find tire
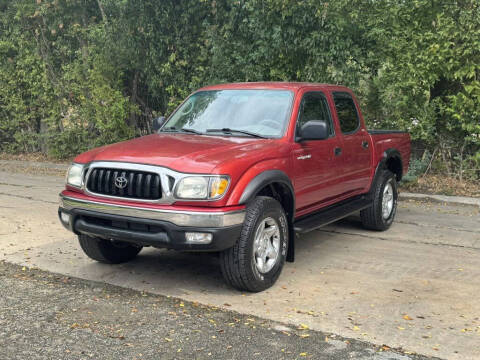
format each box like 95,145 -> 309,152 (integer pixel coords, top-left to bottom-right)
78,234 -> 142,264
220,196 -> 289,292
360,170 -> 398,231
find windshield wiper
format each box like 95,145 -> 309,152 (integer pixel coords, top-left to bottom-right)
180,127 -> 203,135
161,126 -> 203,135
206,128 -> 268,139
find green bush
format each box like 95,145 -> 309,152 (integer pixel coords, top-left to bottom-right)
0,0 -> 478,179
402,151 -> 432,183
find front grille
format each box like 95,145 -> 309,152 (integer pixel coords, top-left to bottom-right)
86,168 -> 162,200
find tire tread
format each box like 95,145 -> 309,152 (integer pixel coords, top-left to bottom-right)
360,170 -> 397,231
220,196 -> 287,292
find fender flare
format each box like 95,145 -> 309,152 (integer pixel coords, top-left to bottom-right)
383,148 -> 402,167
238,169 -> 296,263
369,148 -> 403,195
239,170 -> 295,208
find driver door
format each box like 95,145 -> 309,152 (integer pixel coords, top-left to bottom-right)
292,91 -> 344,215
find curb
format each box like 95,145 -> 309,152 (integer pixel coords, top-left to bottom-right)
399,192 -> 480,209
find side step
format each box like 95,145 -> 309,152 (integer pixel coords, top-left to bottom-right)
294,196 -> 372,234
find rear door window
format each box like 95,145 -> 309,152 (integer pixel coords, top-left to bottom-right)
333,92 -> 360,134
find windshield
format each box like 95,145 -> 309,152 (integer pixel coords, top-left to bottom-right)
162,90 -> 294,138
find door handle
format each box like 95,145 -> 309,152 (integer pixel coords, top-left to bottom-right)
362,141 -> 369,149
334,147 -> 342,156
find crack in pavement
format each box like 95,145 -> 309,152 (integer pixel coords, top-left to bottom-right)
316,228 -> 480,251
0,182 -> 33,188
396,219 -> 480,234
0,192 -> 57,204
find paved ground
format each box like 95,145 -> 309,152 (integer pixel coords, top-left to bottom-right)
1,261 -> 433,360
0,169 -> 479,359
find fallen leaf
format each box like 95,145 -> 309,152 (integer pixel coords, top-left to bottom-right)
403,315 -> 413,321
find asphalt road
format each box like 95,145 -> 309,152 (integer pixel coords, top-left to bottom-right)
0,261 -> 433,360
0,165 -> 479,359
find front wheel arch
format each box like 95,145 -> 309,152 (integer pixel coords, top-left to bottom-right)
238,170 -> 295,262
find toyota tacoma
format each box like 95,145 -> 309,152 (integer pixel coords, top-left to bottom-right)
58,82 -> 410,292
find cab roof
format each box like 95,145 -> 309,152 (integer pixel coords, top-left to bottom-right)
198,82 -> 352,93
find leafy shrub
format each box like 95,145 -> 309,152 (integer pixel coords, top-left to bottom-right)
402,151 -> 432,183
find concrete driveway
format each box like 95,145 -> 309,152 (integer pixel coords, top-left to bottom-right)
1,168 -> 479,360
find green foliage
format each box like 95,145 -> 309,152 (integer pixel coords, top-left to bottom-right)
402,151 -> 432,183
363,0 -> 480,180
0,0 -> 478,178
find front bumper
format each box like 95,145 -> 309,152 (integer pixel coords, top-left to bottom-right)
58,194 -> 245,251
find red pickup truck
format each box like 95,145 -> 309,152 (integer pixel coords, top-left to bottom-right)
58,82 -> 410,292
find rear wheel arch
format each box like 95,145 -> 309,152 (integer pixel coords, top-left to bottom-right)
368,149 -> 403,196
382,148 -> 403,181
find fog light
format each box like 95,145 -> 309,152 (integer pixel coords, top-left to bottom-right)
60,211 -> 70,225
185,232 -> 213,244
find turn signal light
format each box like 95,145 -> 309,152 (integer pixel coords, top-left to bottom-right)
210,177 -> 229,199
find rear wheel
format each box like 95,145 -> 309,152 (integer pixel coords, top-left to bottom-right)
78,234 -> 142,264
220,197 -> 288,292
360,170 -> 398,231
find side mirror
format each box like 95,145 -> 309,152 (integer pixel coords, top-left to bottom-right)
297,120 -> 328,141
152,116 -> 166,132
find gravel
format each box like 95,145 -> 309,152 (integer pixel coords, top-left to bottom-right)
0,261 -> 436,360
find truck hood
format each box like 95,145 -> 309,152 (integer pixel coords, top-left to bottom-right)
75,133 -> 282,173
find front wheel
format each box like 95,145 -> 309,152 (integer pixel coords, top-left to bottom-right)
220,197 -> 288,292
78,234 -> 143,264
360,170 -> 398,231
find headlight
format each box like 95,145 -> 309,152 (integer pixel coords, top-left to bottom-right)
66,163 -> 85,188
175,176 -> 229,200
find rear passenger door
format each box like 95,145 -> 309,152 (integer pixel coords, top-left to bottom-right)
292,91 -> 344,213
332,92 -> 372,195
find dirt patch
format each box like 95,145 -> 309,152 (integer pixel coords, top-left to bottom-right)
0,160 -> 67,177
400,175 -> 480,198
0,152 -> 71,164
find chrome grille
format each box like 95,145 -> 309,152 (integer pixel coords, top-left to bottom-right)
86,168 -> 161,200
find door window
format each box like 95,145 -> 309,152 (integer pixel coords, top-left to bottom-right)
297,92 -> 334,138
333,92 -> 360,134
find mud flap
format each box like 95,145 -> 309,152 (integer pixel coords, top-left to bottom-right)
286,222 -> 295,262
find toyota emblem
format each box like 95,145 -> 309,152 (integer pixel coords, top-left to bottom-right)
115,176 -> 128,189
